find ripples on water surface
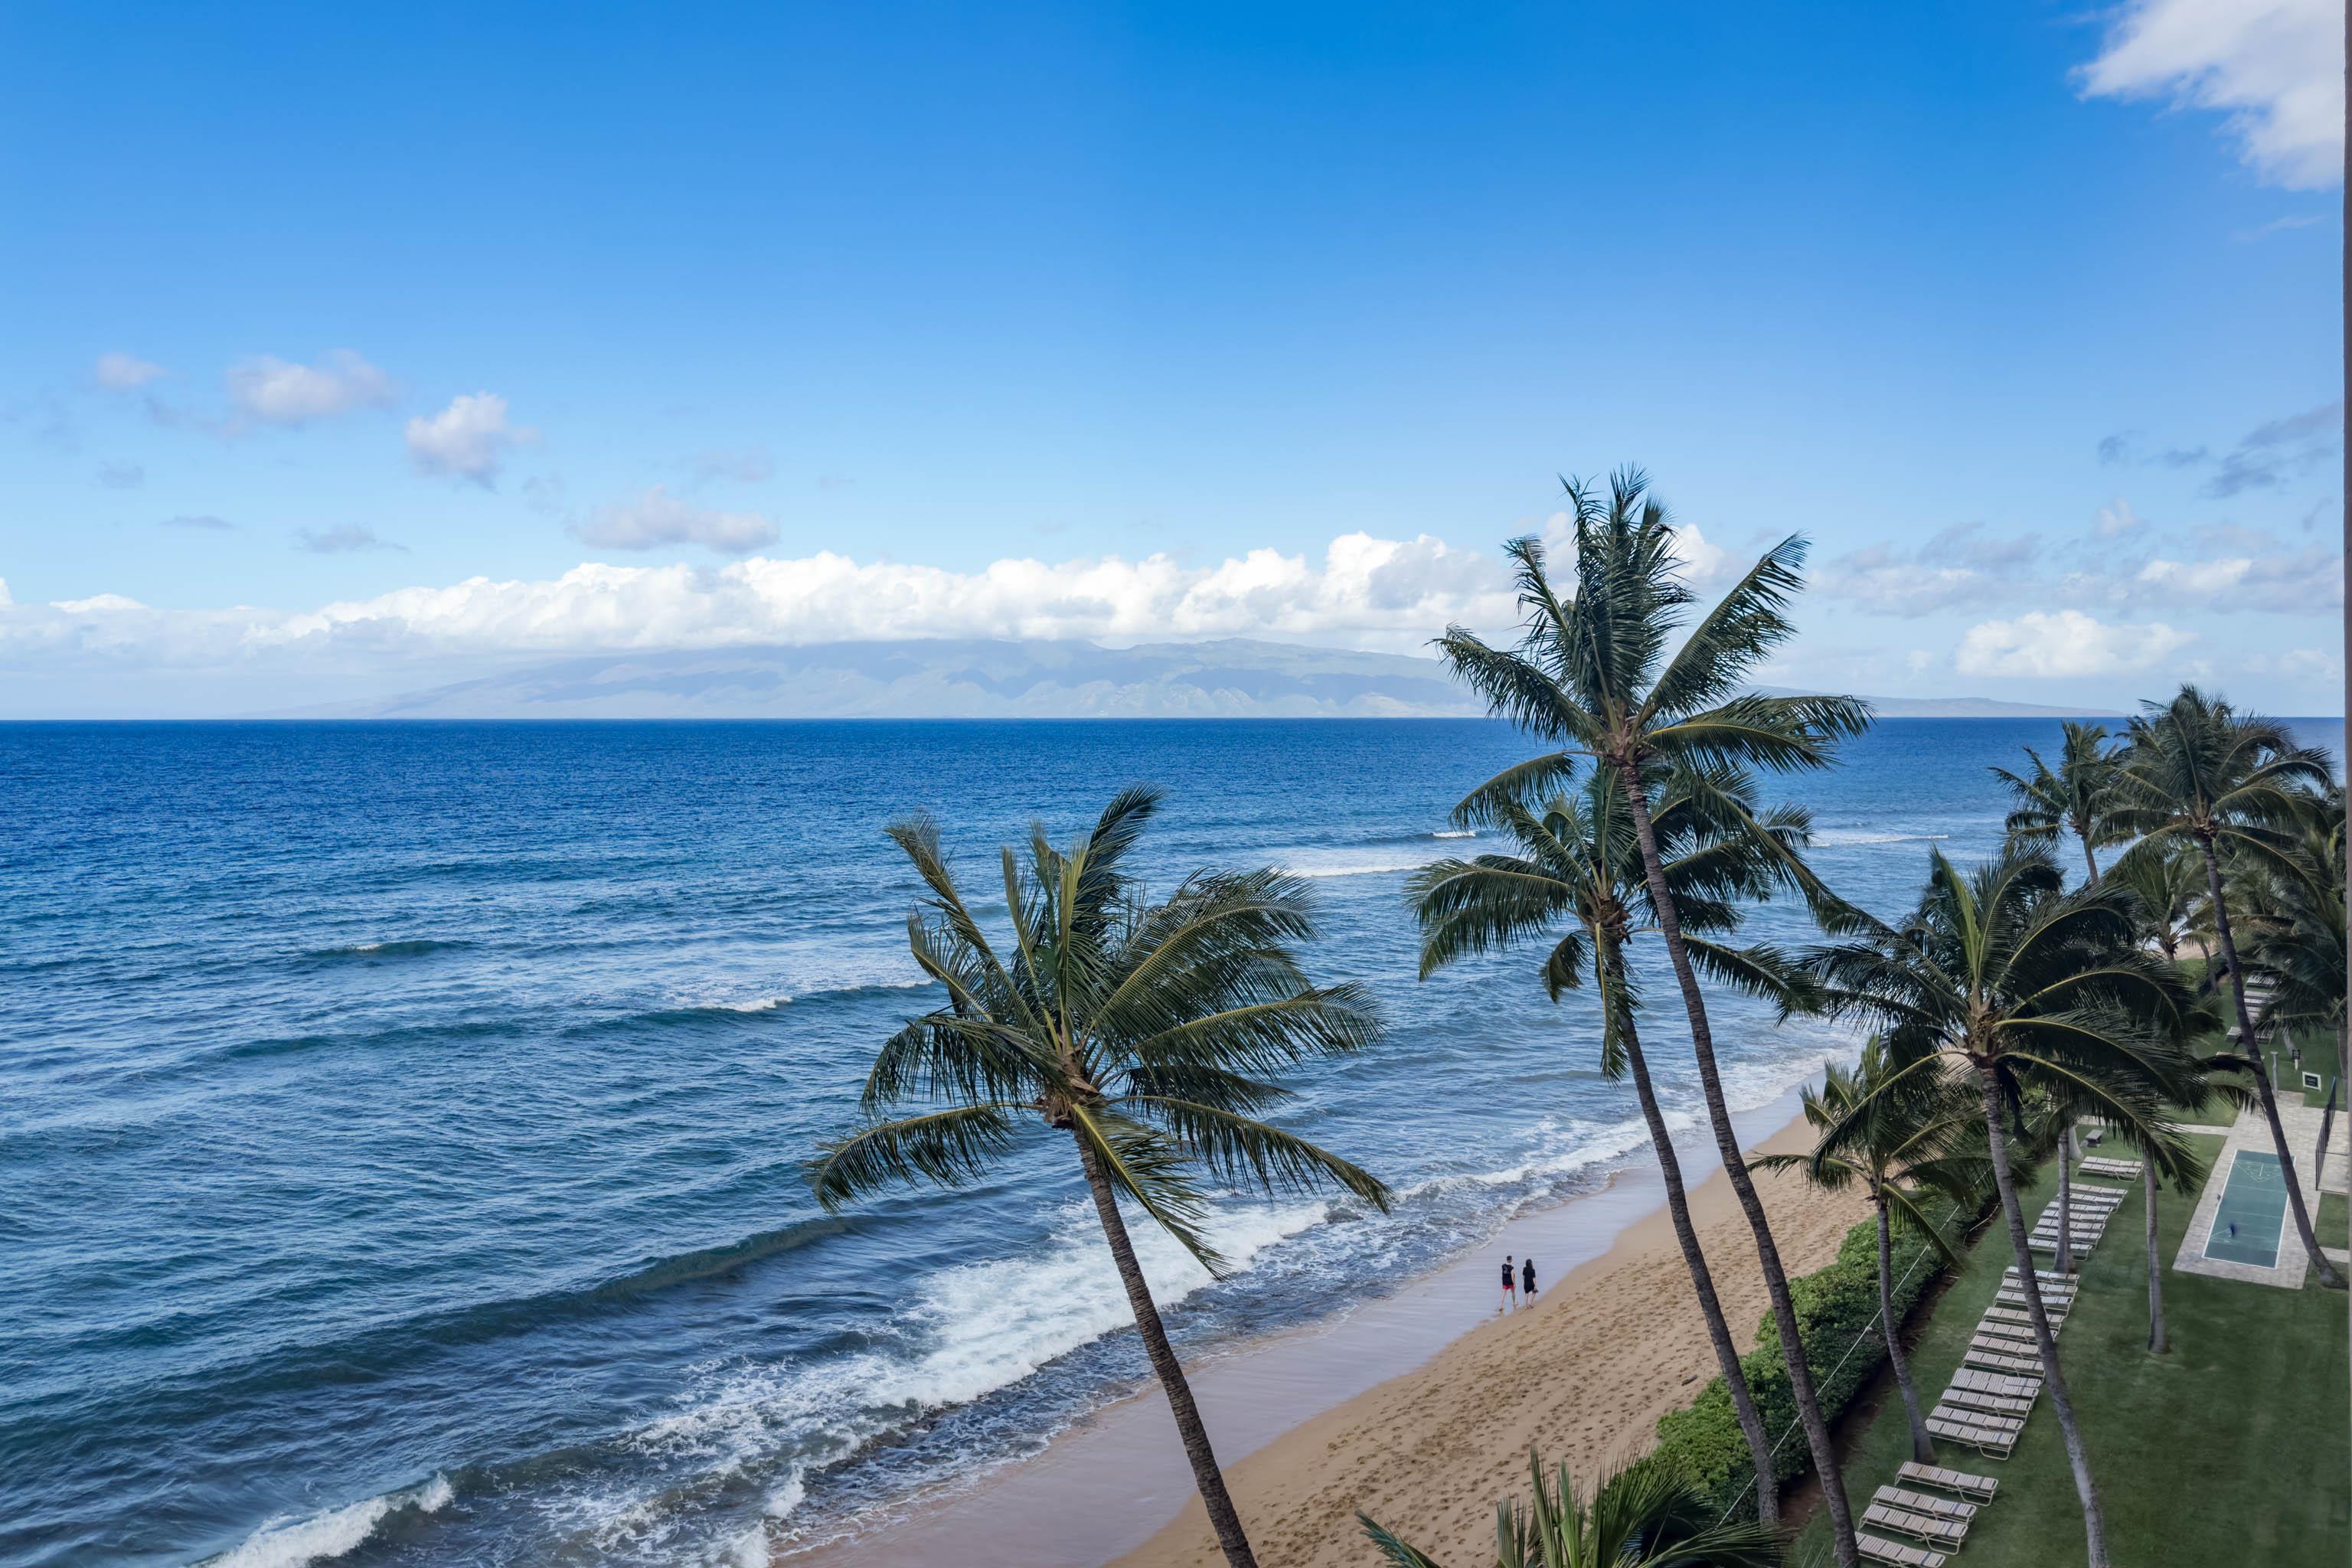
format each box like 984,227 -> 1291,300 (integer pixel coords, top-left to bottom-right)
6,717 -> 2332,1566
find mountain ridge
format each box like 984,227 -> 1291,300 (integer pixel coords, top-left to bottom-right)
273,639 -> 2129,720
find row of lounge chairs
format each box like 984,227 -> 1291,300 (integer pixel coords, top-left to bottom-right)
2078,1155 -> 2141,1179
1861,1169 -> 2122,1566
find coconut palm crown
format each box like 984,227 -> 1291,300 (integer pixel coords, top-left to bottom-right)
2105,684 -> 2341,1289
1800,845 -> 2197,1568
1434,466 -> 1872,1566
1409,758 -> 1818,1524
1751,1038 -> 1988,1464
810,786 -> 1390,1568
1991,719 -> 2125,883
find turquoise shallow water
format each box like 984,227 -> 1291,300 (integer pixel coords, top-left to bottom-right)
2,716 -> 2335,1568
2204,1150 -> 2289,1267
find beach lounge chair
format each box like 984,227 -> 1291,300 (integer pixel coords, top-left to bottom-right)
1862,1503 -> 1967,1548
1969,1333 -> 2048,1361
1962,1345 -> 2042,1374
1925,1415 -> 2015,1459
2001,1280 -> 2079,1300
2004,1266 -> 2076,1285
1981,1305 -> 2050,1329
1932,1402 -> 2024,1434
1875,1485 -> 1979,1524
1995,1284 -> 2075,1308
1896,1461 -> 1999,1502
1949,1368 -> 2039,1399
1974,1318 -> 2037,1344
1941,1385 -> 2034,1417
1994,1289 -> 2069,1315
1857,1531 -> 1949,1568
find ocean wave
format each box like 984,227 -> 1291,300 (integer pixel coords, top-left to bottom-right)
200,1473 -> 452,1568
1276,848 -> 1440,880
547,1198 -> 1330,1559
1810,830 -> 1950,847
296,939 -> 471,962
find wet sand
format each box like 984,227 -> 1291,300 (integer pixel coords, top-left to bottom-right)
785,1083 -> 1867,1567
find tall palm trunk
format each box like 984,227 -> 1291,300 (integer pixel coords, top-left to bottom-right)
1617,765 -> 1859,1567
1873,1193 -> 1933,1462
2199,837 -> 2341,1286
1603,934 -> 1782,1525
2055,1129 -> 2076,1276
2142,1159 -> 2167,1354
1074,1132 -> 1260,1568
1976,1066 -> 2109,1567
2079,831 -> 2101,887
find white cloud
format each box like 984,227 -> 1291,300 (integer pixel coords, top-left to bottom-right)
225,351 -> 394,427
1955,609 -> 2195,679
405,392 -> 535,485
2078,0 -> 2345,188
0,532 -> 1525,671
573,485 -> 782,555
94,352 -> 166,389
2094,497 -> 2146,538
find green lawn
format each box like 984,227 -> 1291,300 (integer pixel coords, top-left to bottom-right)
1798,1141 -> 2350,1566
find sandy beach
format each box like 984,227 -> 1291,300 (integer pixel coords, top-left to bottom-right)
1111,1112 -> 1870,1568
787,1085 -> 1870,1568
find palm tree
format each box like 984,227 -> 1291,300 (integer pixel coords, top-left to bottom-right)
1360,1451 -> 1784,1568
1751,1040 -> 1984,1463
1436,469 -> 1872,1567
2107,685 -> 2341,1288
1802,847 -> 2195,1568
809,788 -> 1391,1568
2236,782 -> 2347,1058
1991,720 -> 2124,884
2108,838 -> 2206,966
1410,760 -> 1818,1527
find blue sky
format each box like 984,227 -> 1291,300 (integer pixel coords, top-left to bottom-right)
2,0 -> 2342,715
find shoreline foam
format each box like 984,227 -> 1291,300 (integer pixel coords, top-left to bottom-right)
782,1079 -> 1864,1567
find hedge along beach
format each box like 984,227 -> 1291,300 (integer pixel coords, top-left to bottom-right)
792,1089 -> 1867,1566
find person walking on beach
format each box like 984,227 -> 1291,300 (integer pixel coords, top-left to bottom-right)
1521,1256 -> 1537,1302
1500,1254 -> 1517,1313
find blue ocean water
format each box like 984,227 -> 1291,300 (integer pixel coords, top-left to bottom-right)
2,717 -> 2335,1568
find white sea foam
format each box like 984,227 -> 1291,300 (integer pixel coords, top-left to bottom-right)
1276,848 -> 1439,880
201,1474 -> 452,1568
568,1197 -> 1328,1557
1430,829 -> 1476,839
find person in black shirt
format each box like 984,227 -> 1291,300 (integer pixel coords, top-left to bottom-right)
1521,1256 -> 1537,1302
1501,1254 -> 1517,1312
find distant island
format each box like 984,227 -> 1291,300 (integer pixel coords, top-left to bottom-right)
279,639 -> 2128,720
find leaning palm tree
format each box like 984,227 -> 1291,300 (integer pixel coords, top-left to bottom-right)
2106,685 -> 2341,1287
1751,1039 -> 1984,1463
1802,847 -> 2196,1568
1411,760 -> 1818,1526
1991,720 -> 2124,884
810,787 -> 1391,1568
1360,1451 -> 1784,1568
1436,469 -> 1871,1567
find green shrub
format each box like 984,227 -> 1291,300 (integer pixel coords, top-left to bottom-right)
1640,1210 -> 1955,1521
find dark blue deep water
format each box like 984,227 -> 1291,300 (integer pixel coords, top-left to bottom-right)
4,717 -> 2336,1567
